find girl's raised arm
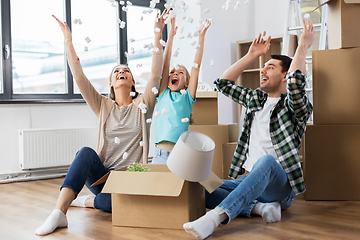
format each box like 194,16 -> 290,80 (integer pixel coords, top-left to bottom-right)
187,19 -> 211,100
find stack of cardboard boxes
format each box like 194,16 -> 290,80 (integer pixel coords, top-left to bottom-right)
190,91 -> 240,180
304,0 -> 360,200
96,91 -> 240,229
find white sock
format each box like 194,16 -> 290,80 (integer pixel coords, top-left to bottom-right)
252,202 -> 281,223
35,209 -> 68,236
183,209 -> 221,239
70,195 -> 94,207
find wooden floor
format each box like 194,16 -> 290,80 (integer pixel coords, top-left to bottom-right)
1,177 -> 360,240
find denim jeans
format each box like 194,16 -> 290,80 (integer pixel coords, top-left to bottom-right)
151,146 -> 172,164
61,146 -> 111,212
206,154 -> 295,223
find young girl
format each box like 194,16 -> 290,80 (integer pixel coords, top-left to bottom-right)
35,11 -> 167,236
152,17 -> 211,164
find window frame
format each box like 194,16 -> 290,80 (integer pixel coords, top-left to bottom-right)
0,0 -> 166,103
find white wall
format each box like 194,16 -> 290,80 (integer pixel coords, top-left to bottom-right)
0,0 -> 287,175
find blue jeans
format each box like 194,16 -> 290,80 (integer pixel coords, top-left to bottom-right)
206,154 -> 295,223
151,146 -> 172,164
61,147 -> 112,212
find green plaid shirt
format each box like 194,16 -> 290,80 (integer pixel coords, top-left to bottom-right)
214,70 -> 313,195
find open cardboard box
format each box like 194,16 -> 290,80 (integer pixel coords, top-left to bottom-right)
91,164 -> 223,229
325,0 -> 360,49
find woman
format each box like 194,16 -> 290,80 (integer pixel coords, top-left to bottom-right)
35,10 -> 168,236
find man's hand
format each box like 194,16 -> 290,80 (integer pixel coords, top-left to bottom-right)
298,19 -> 315,49
248,31 -> 271,58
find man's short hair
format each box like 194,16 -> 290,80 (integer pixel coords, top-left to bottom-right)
270,54 -> 292,73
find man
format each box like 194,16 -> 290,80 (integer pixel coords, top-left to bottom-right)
183,19 -> 315,240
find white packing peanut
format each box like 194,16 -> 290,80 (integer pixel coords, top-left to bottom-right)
138,102 -> 147,109
181,118 -> 189,123
84,46 -> 88,51
146,118 -> 152,123
115,137 -> 120,144
162,108 -> 168,115
151,87 -> 159,95
174,64 -> 179,70
154,27 -> 161,32
130,91 -> 136,96
180,89 -> 186,95
122,6 -> 128,12
126,1 -> 132,6
85,37 -> 91,43
154,111 -> 160,117
159,39 -> 166,46
153,47 -> 159,52
192,62 -> 199,68
119,21 -> 126,29
139,141 -> 145,147
142,108 -> 147,114
129,38 -> 135,42
122,152 -> 129,159
120,1 -> 125,5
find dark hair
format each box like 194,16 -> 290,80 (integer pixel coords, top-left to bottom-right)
270,55 -> 292,73
109,65 -> 139,100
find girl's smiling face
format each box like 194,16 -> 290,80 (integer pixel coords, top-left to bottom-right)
168,66 -> 189,92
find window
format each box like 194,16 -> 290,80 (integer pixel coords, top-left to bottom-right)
0,0 -> 166,102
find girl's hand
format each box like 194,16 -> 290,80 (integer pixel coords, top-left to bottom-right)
52,15 -> 72,44
169,15 -> 178,37
199,19 -> 211,38
248,31 -> 271,57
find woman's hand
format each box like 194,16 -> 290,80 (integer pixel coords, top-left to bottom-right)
52,15 -> 72,44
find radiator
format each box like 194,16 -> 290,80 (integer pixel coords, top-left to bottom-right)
19,128 -> 98,170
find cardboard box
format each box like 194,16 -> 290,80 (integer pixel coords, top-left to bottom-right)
227,123 -> 240,142
189,124 -> 229,179
312,48 -> 360,125
93,164 -> 223,229
326,0 -> 360,49
304,125 -> 360,200
192,91 -> 218,125
222,142 -> 237,179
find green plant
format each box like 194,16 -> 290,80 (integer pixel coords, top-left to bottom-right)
127,162 -> 150,172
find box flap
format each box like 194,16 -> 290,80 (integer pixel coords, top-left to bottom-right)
344,0 -> 360,3
200,171 -> 224,193
90,172 -> 111,187
102,171 -> 185,197
324,0 -> 360,4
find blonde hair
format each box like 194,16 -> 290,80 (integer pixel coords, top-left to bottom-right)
109,64 -> 139,100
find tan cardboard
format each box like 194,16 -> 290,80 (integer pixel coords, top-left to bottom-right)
326,0 -> 360,49
222,142 -> 237,179
189,124 -> 229,178
304,125 -> 360,200
192,91 -> 218,125
99,164 -> 224,229
227,123 -> 240,142
312,48 -> 360,125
